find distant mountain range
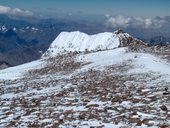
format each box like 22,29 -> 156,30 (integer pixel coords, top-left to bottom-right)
0,14 -> 169,67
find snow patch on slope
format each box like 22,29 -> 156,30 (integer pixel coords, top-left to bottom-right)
78,48 -> 129,69
133,53 -> 170,75
78,48 -> 170,80
42,31 -> 120,58
0,60 -> 44,80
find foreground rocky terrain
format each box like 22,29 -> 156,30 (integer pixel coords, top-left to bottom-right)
0,31 -> 170,128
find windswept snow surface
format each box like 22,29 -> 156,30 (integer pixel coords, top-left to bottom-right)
78,48 -> 170,78
0,60 -> 44,80
78,48 -> 127,69
133,53 -> 170,75
42,31 -> 120,57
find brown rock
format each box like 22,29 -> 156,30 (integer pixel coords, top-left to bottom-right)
160,105 -> 168,111
111,97 -> 119,102
79,113 -> 86,120
86,104 -> 99,108
5,111 -> 13,115
96,125 -> 105,128
136,120 -> 143,126
159,124 -> 169,128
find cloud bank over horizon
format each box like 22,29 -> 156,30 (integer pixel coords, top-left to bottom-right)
0,5 -> 33,17
105,15 -> 167,29
0,4 -> 169,31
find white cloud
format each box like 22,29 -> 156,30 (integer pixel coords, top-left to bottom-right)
105,14 -> 110,18
0,5 -> 33,17
105,15 -> 166,29
0,5 -> 11,14
106,15 -> 131,28
10,8 -> 33,16
145,18 -> 152,26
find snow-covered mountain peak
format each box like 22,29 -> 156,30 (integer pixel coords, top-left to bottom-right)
42,30 -> 146,58
42,31 -> 122,58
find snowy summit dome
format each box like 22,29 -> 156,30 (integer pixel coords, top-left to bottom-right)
42,30 -> 132,58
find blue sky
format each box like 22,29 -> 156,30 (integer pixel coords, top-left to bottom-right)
0,0 -> 170,18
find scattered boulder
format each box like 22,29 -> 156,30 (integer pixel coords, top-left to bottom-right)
160,105 -> 168,111
86,104 -> 99,108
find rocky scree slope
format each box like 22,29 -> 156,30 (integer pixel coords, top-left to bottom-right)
0,30 -> 170,127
